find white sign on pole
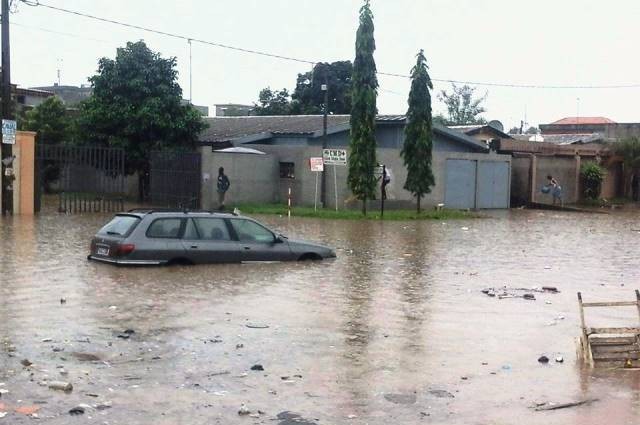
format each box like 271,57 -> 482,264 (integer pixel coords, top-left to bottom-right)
2,119 -> 16,145
322,149 -> 347,165
309,157 -> 324,172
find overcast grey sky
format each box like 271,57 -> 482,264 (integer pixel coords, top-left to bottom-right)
8,0 -> 640,128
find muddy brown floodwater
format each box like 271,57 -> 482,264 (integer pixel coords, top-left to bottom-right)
2,210 -> 640,424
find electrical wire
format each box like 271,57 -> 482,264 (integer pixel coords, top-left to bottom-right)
17,0 -> 640,90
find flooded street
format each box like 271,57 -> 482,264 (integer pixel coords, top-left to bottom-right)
2,210 -> 640,424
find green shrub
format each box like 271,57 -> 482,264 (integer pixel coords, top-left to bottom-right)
580,162 -> 606,200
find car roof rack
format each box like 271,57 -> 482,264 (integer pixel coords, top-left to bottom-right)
126,208 -> 238,216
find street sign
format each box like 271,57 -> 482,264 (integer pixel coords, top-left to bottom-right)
2,119 -> 16,145
309,157 -> 324,172
322,149 -> 347,165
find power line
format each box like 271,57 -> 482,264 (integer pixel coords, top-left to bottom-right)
17,0 -> 640,90
18,0 -> 316,65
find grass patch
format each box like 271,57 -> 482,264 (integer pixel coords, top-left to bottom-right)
233,203 -> 478,220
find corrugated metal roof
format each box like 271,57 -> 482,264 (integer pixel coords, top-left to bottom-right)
199,114 -> 488,152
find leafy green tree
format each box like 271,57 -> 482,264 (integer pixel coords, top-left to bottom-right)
77,41 -> 207,200
21,96 -> 70,144
401,50 -> 435,213
615,137 -> 640,169
438,83 -> 487,125
508,126 -> 520,134
20,96 -> 74,192
290,61 -> 353,114
253,87 -> 292,115
525,126 -> 539,134
580,162 -> 606,200
348,0 -> 378,215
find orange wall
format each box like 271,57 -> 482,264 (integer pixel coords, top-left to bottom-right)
16,131 -> 36,215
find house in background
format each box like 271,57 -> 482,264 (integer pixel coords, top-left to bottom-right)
448,121 -> 513,148
540,116 -> 616,135
30,83 -> 210,115
198,115 -> 511,210
214,103 -> 254,117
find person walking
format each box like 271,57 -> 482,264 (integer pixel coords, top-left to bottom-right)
216,167 -> 230,210
546,175 -> 563,206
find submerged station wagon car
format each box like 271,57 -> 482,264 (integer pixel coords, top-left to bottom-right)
88,210 -> 336,265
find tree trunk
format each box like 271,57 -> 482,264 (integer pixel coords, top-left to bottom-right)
417,195 -> 421,214
362,197 -> 367,215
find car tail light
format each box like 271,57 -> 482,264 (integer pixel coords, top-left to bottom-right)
116,243 -> 135,256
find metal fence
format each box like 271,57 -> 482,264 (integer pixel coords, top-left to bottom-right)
149,150 -> 201,209
35,144 -> 126,213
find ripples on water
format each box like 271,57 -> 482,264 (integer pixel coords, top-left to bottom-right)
1,210 -> 640,424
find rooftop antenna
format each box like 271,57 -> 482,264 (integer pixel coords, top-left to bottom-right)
187,39 -> 192,104
576,97 -> 580,125
56,58 -> 63,85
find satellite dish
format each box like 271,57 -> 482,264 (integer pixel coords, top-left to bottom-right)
487,120 -> 504,132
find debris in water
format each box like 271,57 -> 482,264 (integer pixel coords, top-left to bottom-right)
523,293 -> 536,300
384,393 -> 417,404
538,356 -> 550,364
48,381 -> 73,392
428,389 -> 454,398
246,323 -> 269,329
533,398 -> 598,411
250,364 -> 264,371
555,356 -> 564,363
238,404 -> 250,415
20,359 -> 33,367
15,405 -> 40,415
68,406 -> 86,415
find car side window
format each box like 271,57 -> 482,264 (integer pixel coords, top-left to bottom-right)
194,218 -> 231,241
146,218 -> 182,239
231,219 -> 275,243
183,219 -> 200,240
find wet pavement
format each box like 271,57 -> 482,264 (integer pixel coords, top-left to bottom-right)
1,209 -> 640,424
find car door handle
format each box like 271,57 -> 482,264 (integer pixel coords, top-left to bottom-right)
243,246 -> 250,250
190,245 -> 199,249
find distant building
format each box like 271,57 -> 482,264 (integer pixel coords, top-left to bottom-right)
14,86 -> 54,109
215,103 -> 254,117
448,122 -> 512,148
30,83 -> 92,106
539,117 -> 616,135
30,83 -> 209,115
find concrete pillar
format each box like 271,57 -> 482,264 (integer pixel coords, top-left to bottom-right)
574,154 -> 581,203
13,131 -> 36,215
529,154 -> 537,203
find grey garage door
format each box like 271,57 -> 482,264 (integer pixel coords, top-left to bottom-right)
445,159 -> 477,209
477,161 -> 510,209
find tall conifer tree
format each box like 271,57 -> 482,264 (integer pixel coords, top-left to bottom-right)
401,50 -> 435,213
348,0 -> 378,215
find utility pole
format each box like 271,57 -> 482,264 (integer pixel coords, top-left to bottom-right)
1,0 -> 13,215
320,71 -> 328,208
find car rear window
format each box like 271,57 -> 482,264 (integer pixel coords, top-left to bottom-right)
146,218 -> 183,239
98,215 -> 140,237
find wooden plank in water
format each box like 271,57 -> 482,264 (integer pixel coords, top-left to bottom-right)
582,301 -> 639,307
594,359 -> 640,369
588,327 -> 640,335
592,344 -> 640,354
590,336 -> 638,345
593,351 -> 640,361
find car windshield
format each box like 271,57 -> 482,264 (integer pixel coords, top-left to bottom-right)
98,215 -> 140,237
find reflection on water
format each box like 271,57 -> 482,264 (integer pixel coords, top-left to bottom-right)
1,210 -> 640,424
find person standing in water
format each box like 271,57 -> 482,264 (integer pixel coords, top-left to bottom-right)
216,167 -> 230,210
547,175 -> 563,206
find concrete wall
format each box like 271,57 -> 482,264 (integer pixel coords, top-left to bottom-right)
201,148 -> 279,209
510,153 -> 623,205
534,155 -> 579,204
511,155 -> 532,206
227,142 -> 510,210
